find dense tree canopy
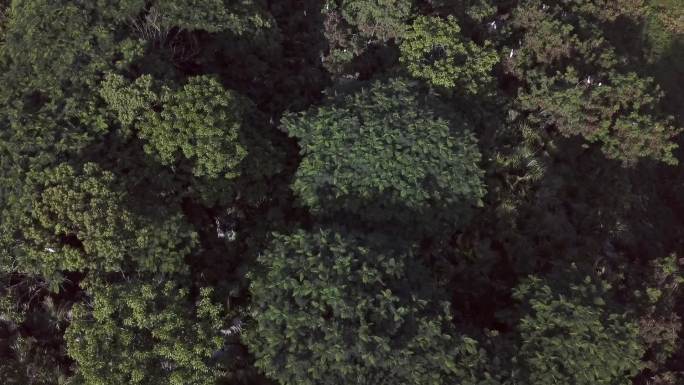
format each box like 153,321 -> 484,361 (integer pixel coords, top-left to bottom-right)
66,275 -> 227,385
1,0 -> 684,384
283,78 -> 485,225
245,229 -> 489,385
504,0 -> 681,164
337,0 -> 412,41
510,276 -> 644,385
102,74 -> 249,179
400,15 -> 498,92
155,0 -> 271,34
0,162 -> 195,283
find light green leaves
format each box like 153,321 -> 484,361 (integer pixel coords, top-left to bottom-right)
400,15 -> 499,92
100,74 -> 157,129
1,162 -> 196,278
101,74 -> 249,179
66,276 -> 227,385
140,76 -> 248,179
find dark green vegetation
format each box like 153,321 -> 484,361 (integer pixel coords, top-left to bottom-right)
1,0 -> 684,384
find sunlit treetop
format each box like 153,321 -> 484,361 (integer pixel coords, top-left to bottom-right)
400,15 -> 499,93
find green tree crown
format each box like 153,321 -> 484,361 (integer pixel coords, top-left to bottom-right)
400,15 -> 499,92
156,0 -> 271,34
0,162 -> 196,279
283,78 -> 485,224
338,0 -> 413,41
66,276 -> 227,385
511,276 -> 644,385
245,228 -> 488,385
101,74 -> 249,179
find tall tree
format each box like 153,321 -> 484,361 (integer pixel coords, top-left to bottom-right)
66,275 -> 229,385
504,0 -> 681,164
399,15 -> 499,92
321,0 -> 413,74
155,0 -> 271,34
0,162 -> 196,284
283,78 -> 485,227
101,74 -> 249,180
509,275 -> 644,385
244,228 -> 490,385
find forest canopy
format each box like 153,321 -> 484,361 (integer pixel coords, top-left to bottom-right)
1,0 -> 684,384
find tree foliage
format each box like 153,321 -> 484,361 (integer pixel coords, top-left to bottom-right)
517,69 -> 680,165
283,78 -> 485,224
505,0 -> 681,164
66,276 -> 227,385
245,229 -> 488,385
400,15 -> 498,92
1,1 -> 684,384
156,0 -> 271,34
101,74 -> 249,179
321,0 -> 412,75
511,276 -> 644,385
0,163 -> 196,281
0,0 -> 139,98
337,0 -> 413,41
0,274 -> 72,385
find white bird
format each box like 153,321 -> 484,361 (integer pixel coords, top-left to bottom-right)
215,218 -> 225,239
509,49 -> 515,58
45,247 -> 56,253
221,319 -> 244,336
